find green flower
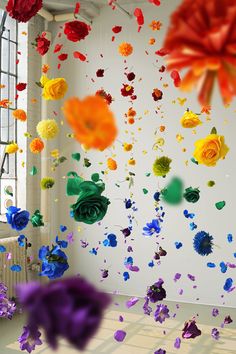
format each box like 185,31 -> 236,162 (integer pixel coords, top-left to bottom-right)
31,209 -> 44,227
70,181 -> 110,224
40,177 -> 55,190
183,187 -> 200,203
161,177 -> 183,205
153,156 -> 172,177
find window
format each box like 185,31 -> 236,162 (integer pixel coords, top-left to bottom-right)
0,10 -> 18,216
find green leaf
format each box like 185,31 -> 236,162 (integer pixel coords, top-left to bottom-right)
30,166 -> 38,176
72,153 -> 81,162
210,127 -> 217,134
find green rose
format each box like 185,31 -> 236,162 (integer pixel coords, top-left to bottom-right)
31,209 -> 44,227
153,156 -> 172,177
183,187 -> 200,203
70,181 -> 110,224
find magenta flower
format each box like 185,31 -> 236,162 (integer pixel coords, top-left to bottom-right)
154,304 -> 170,323
182,319 -> 201,339
18,326 -> 42,353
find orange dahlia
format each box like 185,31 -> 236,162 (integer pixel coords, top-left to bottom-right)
30,138 -> 44,154
63,95 -> 118,151
13,109 -> 27,121
118,42 -> 133,57
107,157 -> 117,170
163,0 -> 236,105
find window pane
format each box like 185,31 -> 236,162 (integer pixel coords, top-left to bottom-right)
10,42 -> 16,75
4,14 -> 17,42
1,38 -> 9,73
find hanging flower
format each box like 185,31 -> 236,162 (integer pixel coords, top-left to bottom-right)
118,42 -> 133,56
182,319 -> 202,339
193,231 -> 214,256
29,138 -> 44,154
123,143 -> 133,152
154,304 -> 170,323
107,158 -> 117,170
64,20 -> 90,42
193,133 -> 229,167
38,245 -> 69,279
95,89 -> 113,105
121,84 -> 134,97
31,210 -> 44,227
6,143 -> 18,154
35,34 -> 50,56
13,109 -> 27,121
152,88 -> 163,101
37,119 -> 59,140
163,0 -> 236,105
183,187 -> 200,203
153,156 -> 172,177
180,110 -> 202,128
6,0 -> 42,22
6,206 -> 30,231
146,278 -> 166,303
42,77 -> 68,100
40,177 -> 55,190
149,20 -> 162,31
63,96 -> 118,151
143,219 -> 161,237
18,326 -> 42,353
0,283 -> 16,319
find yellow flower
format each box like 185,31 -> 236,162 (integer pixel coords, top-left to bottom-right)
40,75 -> 50,87
6,143 -> 18,154
123,143 -> 133,152
42,78 -> 68,100
51,149 -> 60,158
128,158 -> 136,165
180,110 -> 202,128
193,134 -> 229,167
37,119 -> 59,140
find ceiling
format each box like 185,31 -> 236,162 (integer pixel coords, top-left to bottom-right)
43,0 -> 147,19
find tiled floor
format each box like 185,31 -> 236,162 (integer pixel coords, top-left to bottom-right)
0,296 -> 236,354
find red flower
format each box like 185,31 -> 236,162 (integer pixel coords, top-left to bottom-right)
148,0 -> 161,5
58,53 -> 68,61
121,84 -> 134,97
36,35 -> 50,56
171,70 -> 181,87
96,69 -> 104,77
163,0 -> 236,105
73,51 -> 87,61
134,8 -> 144,31
16,83 -> 27,91
112,26 -> 122,34
6,0 -> 42,22
152,88 -> 163,101
127,72 -> 136,81
54,44 -> 63,53
64,21 -> 90,42
95,89 -> 113,105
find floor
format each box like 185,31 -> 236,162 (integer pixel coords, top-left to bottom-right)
0,296 -> 236,354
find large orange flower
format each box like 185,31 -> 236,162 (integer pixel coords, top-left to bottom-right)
163,0 -> 236,106
63,95 -> 118,151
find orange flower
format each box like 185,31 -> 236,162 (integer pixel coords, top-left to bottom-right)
118,42 -> 133,57
42,64 -> 50,74
164,0 -> 236,105
159,125 -> 165,132
30,138 -> 44,154
149,20 -> 162,31
13,109 -> 27,121
63,95 -> 118,151
149,37 -> 156,45
0,99 -> 11,108
107,157 -> 117,170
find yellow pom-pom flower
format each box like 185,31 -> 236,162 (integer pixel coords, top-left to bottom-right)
6,143 -> 18,154
128,158 -> 136,165
180,110 -> 202,128
118,42 -> 133,57
42,77 -> 68,100
123,143 -> 133,152
37,119 -> 59,140
153,156 -> 172,177
40,177 -> 55,190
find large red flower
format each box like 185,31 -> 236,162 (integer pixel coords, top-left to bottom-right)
6,0 -> 42,22
36,35 -> 51,56
163,0 -> 236,106
64,21 -> 90,42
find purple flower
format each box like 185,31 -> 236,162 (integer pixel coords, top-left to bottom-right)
224,315 -> 233,325
16,276 -> 111,350
174,273 -> 181,282
143,296 -> 152,315
212,308 -> 219,317
182,319 -> 201,339
126,297 -> 139,308
147,278 -> 166,303
154,349 -> 166,354
121,228 -> 131,237
211,328 -> 220,340
0,283 -> 16,319
18,326 -> 42,353
154,304 -> 170,323
174,337 -> 181,349
114,330 -> 126,342
143,219 -> 161,237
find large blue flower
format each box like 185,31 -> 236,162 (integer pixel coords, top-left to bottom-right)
39,245 -> 69,279
6,206 -> 30,231
193,231 -> 213,256
143,219 -> 161,237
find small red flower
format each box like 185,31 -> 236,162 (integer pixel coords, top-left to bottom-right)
73,51 -> 87,61
96,69 -> 104,77
64,20 -> 90,42
126,72 -> 135,81
6,0 -> 42,22
16,83 -> 27,91
121,84 -> 134,97
54,44 -> 63,53
152,88 -> 163,101
148,0 -> 161,5
159,65 -> 166,73
95,89 -> 113,105
112,26 -> 122,34
58,53 -> 68,61
36,34 -> 50,56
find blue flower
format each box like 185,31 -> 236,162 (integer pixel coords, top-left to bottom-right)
39,245 -> 69,280
143,219 -> 161,237
193,231 -> 213,256
6,206 -> 30,231
224,278 -> 233,291
124,199 -> 132,209
123,272 -> 130,281
18,235 -> 26,247
0,245 -> 6,253
55,235 -> 68,248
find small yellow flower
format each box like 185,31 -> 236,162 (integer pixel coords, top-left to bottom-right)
37,119 -> 59,140
51,149 -> 60,158
42,77 -> 68,100
6,143 -> 18,154
123,143 -> 133,152
180,110 -> 202,128
193,134 -> 229,167
128,158 -> 136,165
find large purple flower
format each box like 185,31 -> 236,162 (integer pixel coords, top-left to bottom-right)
147,278 -> 166,303
0,283 -> 16,319
154,304 -> 170,323
16,276 -> 111,350
182,319 -> 201,339
18,326 -> 42,353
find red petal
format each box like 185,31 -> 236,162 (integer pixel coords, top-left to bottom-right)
73,51 -> 87,61
112,26 -> 122,34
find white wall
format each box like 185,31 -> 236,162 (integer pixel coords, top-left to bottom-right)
48,2 -> 236,307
